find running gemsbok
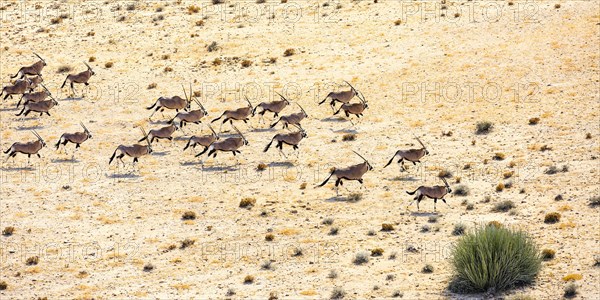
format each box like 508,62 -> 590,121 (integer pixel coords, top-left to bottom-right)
17,80 -> 51,108
4,130 -> 46,164
61,62 -> 95,96
147,84 -> 191,119
168,97 -> 208,129
181,125 -> 219,157
263,125 -> 307,158
270,102 -> 308,130
383,136 -> 429,172
15,84 -> 59,117
204,125 -> 248,160
55,122 -> 92,157
139,123 -> 178,144
316,151 -> 373,196
253,92 -> 290,123
109,128 -> 153,166
11,52 -> 46,79
406,177 -> 453,211
1,78 -> 32,100
333,93 -> 368,125
211,96 -> 255,133
318,81 -> 365,112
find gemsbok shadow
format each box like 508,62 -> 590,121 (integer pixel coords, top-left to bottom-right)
51,158 -> 80,163
321,116 -> 346,123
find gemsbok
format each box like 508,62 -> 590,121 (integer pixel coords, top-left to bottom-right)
211,96 -> 255,132
16,85 -> 59,117
61,62 -> 95,96
333,95 -> 368,125
180,125 -> 219,157
406,177 -> 453,211
1,78 -> 32,100
383,136 -> 429,172
318,81 -> 365,112
316,151 -> 373,196
270,102 -> 308,130
147,84 -> 191,119
204,125 -> 248,160
11,52 -> 46,79
139,123 -> 178,144
109,128 -> 153,166
4,130 -> 46,164
253,92 -> 290,123
26,75 -> 43,91
16,82 -> 52,108
55,122 -> 92,157
263,125 -> 307,158
168,97 -> 208,129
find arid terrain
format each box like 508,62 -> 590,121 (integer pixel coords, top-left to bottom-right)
0,0 -> 598,299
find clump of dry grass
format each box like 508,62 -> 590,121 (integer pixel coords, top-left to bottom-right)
147,83 -> 157,89
564,283 -> 577,298
544,212 -> 561,224
57,65 -> 72,73
2,226 -> 14,236
212,58 -> 222,66
269,57 -> 277,64
164,66 -> 173,72
342,133 -> 356,141
562,273 -> 582,281
381,223 -> 394,231
496,182 -> 505,192
589,196 -> 600,207
353,251 -> 370,265
322,217 -> 334,225
453,185 -> 469,196
243,275 -> 255,284
26,256 -> 39,265
528,117 -> 540,125
330,287 -> 346,299
105,61 -> 114,68
180,238 -> 195,249
493,153 -> 506,160
181,211 -> 196,220
283,48 -> 295,57
394,19 -> 402,25
241,60 -> 252,68
541,249 -> 555,260
256,163 -> 267,171
488,221 -> 503,228
143,263 -> 154,272
328,227 -> 339,235
422,264 -> 434,273
265,233 -> 274,241
300,182 -> 307,189
438,169 -> 453,178
347,192 -> 362,202
207,41 -> 219,52
0,281 -> 6,290
452,223 -> 466,236
88,56 -> 96,62
493,200 -> 514,212
371,248 -> 384,256
239,197 -> 256,208
475,121 -> 493,134
187,5 -> 200,14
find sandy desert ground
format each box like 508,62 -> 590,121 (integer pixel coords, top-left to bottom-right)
0,0 -> 598,299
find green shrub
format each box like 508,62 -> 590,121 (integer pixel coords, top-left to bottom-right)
449,225 -> 541,293
493,200 -> 515,212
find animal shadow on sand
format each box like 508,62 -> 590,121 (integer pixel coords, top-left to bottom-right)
106,172 -> 141,179
51,158 -> 80,163
1,166 -> 35,172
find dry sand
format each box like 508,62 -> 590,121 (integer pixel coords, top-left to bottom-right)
0,0 -> 598,299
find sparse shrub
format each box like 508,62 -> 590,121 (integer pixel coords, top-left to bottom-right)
544,212 -> 561,224
421,225 -> 430,232
330,287 -> 346,299
269,57 -> 277,64
88,56 -> 96,62
261,260 -> 273,270
392,290 -> 403,298
406,245 -> 418,253
182,211 -> 196,220
503,171 -> 514,179
257,0 -> 266,3
195,20 -> 205,26
386,274 -> 395,281
589,196 -> 600,207
329,227 -> 339,235
496,182 -> 505,192
143,263 -> 154,272
561,165 -> 569,172
239,197 -> 256,208
207,41 -> 219,52
428,215 -> 439,223
347,192 -> 362,202
57,65 -> 72,73
212,58 -> 222,66
147,83 -> 157,89
371,248 -> 384,257
449,225 -> 541,293
268,291 -> 278,300
342,133 -> 356,141
381,223 -> 394,231
327,269 -> 338,279
422,264 -> 434,273
562,273 -> 582,281
438,169 -> 453,178
161,54 -> 170,60
105,61 -> 113,68
504,180 -> 514,189
453,185 -> 469,196
482,195 -> 491,203
163,66 -> 173,72
117,15 -> 126,22
476,121 -> 493,134
594,256 -> 600,267
241,60 -> 252,68
300,182 -> 307,189
322,217 -> 334,225
2,226 -> 14,236
586,133 -> 592,139
541,249 -> 555,260
488,221 -> 503,228
493,200 -> 514,212
353,251 -> 370,265
244,275 -> 254,284
226,288 -> 236,296
545,166 -> 559,175
466,203 -> 474,210
283,48 -> 295,57
265,233 -> 274,241
452,223 -> 466,236
554,4 -> 561,9
564,283 -> 577,298
528,117 -> 540,125
187,5 -> 200,14
394,19 -> 402,25
292,247 -> 303,257
257,163 -> 267,171
0,281 -> 6,290
555,194 -> 564,201
493,153 -> 506,161
540,144 -> 552,151
180,238 -> 195,249
26,256 -> 39,265
389,252 -> 397,260
50,17 -> 62,24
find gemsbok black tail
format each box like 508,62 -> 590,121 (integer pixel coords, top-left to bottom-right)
316,168 -> 335,187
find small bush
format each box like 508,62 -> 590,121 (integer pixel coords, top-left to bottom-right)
256,163 -> 267,171
540,144 -> 552,151
381,223 -> 394,231
503,171 -> 514,179
143,263 -> 154,272
328,227 -> 339,236
428,215 -> 439,223
342,133 -> 356,141
180,238 -> 195,249
300,182 -> 307,190
187,5 -> 200,14
482,195 -> 491,203
493,153 -> 506,161
241,60 -> 252,68
163,66 -> 173,72
493,200 -> 514,212
564,283 -> 577,298
421,225 -> 430,232
347,193 -> 362,202
588,196 -> 600,207
265,233 -> 274,241
0,281 -> 6,290
528,117 -> 540,125
392,290 -> 403,297
422,264 -> 434,273
438,169 -> 453,178
283,48 -> 295,57
327,269 -> 338,279
353,251 -> 370,265
182,211 -> 196,220
541,249 -> 555,260
50,17 -> 62,24
386,274 -> 395,281
269,57 -> 277,64
2,226 -> 14,236
449,225 -> 541,293
261,260 -> 273,270
322,217 -> 334,225
476,121 -> 493,134
389,252 -> 397,260
195,20 -> 205,26
26,256 -> 39,265
57,65 -> 72,73
105,61 -> 113,68
147,83 -> 157,89
453,185 -> 469,196
239,197 -> 256,208
88,56 -> 96,62
394,19 -> 402,25
554,4 -> 561,9
244,275 -> 254,284
466,203 -> 474,210
207,41 -> 219,52
292,247 -> 303,257
212,58 -> 222,66
496,183 -> 505,192
586,133 -> 592,139
330,287 -> 346,299
452,223 -> 466,236
544,212 -> 561,224
371,248 -> 384,257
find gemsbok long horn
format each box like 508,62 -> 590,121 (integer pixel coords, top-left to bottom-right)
318,81 -> 362,113
210,96 -> 255,133
383,135 -> 430,172
406,177 -> 452,211
253,91 -> 291,124
270,101 -> 308,130
109,127 -> 153,167
15,83 -> 59,117
55,122 -> 93,158
315,150 -> 373,196
4,130 -> 47,165
147,84 -> 191,119
264,124 -> 307,158
60,62 -> 95,96
10,52 -> 46,79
